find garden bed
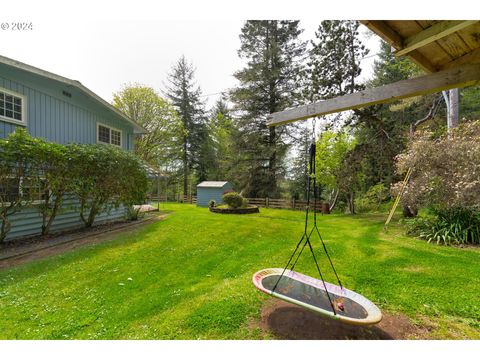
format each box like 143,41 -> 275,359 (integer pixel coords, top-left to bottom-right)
209,205 -> 259,214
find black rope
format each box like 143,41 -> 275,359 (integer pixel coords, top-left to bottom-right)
270,138 -> 343,315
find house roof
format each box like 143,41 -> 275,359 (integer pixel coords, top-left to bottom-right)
197,181 -> 230,188
0,54 -> 146,134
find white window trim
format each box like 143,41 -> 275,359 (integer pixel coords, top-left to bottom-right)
96,122 -> 122,147
0,176 -> 48,206
0,86 -> 27,127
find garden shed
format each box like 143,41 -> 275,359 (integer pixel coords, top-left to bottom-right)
196,181 -> 233,207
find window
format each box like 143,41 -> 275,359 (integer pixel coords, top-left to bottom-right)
0,177 -> 47,204
0,88 -> 26,125
97,123 -> 122,147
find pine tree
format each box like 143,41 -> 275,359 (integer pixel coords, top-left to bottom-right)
230,20 -> 306,197
165,56 -> 208,194
308,20 -> 368,102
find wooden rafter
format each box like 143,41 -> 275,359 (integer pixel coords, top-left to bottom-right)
395,20 -> 478,57
360,20 -> 437,73
267,63 -> 480,127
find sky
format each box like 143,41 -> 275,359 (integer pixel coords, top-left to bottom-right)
1,18 -> 381,109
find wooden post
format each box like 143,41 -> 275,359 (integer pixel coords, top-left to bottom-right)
266,197 -> 269,208
292,198 -> 295,209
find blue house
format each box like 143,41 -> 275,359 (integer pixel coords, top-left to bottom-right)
196,181 -> 233,207
0,55 -> 145,240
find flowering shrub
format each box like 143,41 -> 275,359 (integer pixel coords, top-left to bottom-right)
394,121 -> 480,245
393,120 -> 480,210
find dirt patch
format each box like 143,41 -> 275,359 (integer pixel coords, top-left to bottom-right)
251,298 -> 431,340
0,213 -> 167,270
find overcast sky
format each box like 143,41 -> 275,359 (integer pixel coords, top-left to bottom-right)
1,19 -> 381,109
1,0 -> 471,110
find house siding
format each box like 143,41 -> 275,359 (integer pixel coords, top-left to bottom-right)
5,197 -> 126,241
0,63 -> 139,241
0,74 -> 134,150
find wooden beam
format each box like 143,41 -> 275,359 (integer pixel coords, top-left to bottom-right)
395,20 -> 478,57
360,20 -> 437,73
267,63 -> 480,127
440,47 -> 480,70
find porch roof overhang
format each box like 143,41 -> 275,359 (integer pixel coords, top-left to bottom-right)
267,20 -> 480,127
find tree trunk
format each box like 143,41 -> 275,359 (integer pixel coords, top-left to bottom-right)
348,192 -> 355,214
448,88 -> 459,130
402,205 -> 418,218
329,189 -> 339,212
183,134 -> 188,196
42,200 -> 61,236
0,216 -> 10,243
86,204 -> 98,228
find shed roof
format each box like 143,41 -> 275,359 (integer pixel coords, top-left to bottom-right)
197,181 -> 230,188
0,54 -> 145,134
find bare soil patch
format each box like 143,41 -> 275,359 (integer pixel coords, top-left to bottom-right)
251,298 -> 432,340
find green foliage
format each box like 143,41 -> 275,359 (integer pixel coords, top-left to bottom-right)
406,208 -> 480,245
460,85 -> 480,120
165,56 -> 210,193
316,130 -> 356,190
112,84 -> 184,170
222,192 -> 244,209
0,129 -> 43,241
230,20 -> 306,197
67,143 -> 149,228
0,129 -> 149,239
308,20 -> 368,101
208,199 -> 216,208
355,183 -> 390,213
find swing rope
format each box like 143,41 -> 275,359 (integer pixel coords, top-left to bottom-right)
271,118 -> 343,315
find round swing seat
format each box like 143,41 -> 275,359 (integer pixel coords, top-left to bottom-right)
253,268 -> 382,326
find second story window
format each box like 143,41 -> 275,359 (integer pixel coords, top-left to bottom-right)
97,123 -> 122,147
0,88 -> 25,125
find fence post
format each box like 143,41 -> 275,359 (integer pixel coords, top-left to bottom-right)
266,197 -> 269,208
292,198 -> 295,209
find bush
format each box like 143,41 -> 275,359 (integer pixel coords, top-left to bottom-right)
208,200 -> 216,208
0,129 -> 149,240
405,207 -> 480,245
393,120 -> 480,210
355,183 -> 390,213
67,144 -> 149,228
222,192 -> 244,209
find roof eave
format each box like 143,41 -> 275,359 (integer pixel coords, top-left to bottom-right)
0,54 -> 147,134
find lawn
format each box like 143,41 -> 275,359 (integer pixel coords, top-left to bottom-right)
0,203 -> 479,339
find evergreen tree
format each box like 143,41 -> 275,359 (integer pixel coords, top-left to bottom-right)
165,56 -> 209,194
230,20 -> 306,197
308,20 -> 368,102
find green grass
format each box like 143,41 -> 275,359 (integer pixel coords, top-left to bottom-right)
0,203 -> 479,339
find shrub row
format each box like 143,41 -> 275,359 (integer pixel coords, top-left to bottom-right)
0,129 -> 148,242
